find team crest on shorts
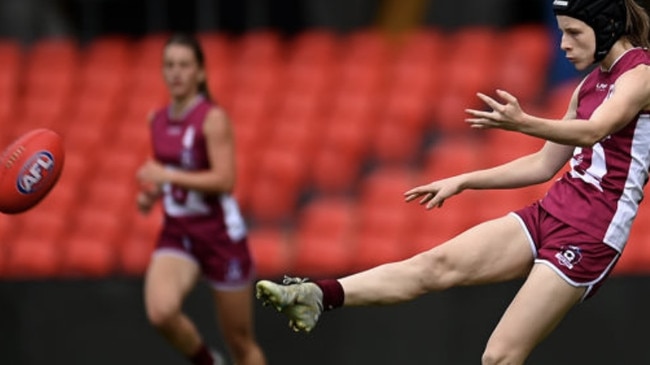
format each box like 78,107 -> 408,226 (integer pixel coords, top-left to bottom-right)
555,245 -> 582,270
226,259 -> 243,282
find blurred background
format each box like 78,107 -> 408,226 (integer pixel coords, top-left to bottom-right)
1,0 -> 650,364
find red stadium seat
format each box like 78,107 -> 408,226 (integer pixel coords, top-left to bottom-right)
27,37 -> 78,71
198,32 -> 233,72
198,33 -> 234,101
247,148 -> 306,223
94,148 -> 144,183
337,30 -> 391,97
78,36 -> 130,100
266,114 -> 322,161
358,167 -> 417,207
83,35 -> 132,69
118,205 -> 162,276
0,214 -> 7,243
483,129 -> 545,166
309,147 -> 360,194
408,188 -> 485,254
227,86 -> 274,133
15,95 -> 68,134
319,110 -> 374,163
352,167 -> 420,268
68,206 -> 125,246
496,25 -> 554,105
0,38 -> 22,69
0,39 -> 21,100
62,233 -> 116,277
111,115 -> 154,158
24,38 -> 78,101
119,238 -> 155,276
247,226 -> 293,277
539,79 -> 581,120
389,30 -> 445,104
129,66 -> 167,99
60,206 -> 124,277
274,85 -> 324,124
422,134 -> 486,180
292,197 -> 357,277
447,27 -> 500,91
2,205 -> 68,278
5,236 -> 61,278
133,32 -> 170,71
383,86 -> 432,132
397,28 -> 447,66
233,60 -> 283,97
288,29 -> 339,65
285,30 -> 339,95
50,149 -> 89,198
430,88 -> 479,133
343,29 -> 391,66
83,177 -> 139,215
371,115 -> 423,165
235,30 -> 283,67
12,207 -> 69,243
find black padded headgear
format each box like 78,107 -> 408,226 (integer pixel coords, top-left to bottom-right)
553,0 -> 627,62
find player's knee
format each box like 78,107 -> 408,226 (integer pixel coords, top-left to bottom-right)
145,296 -> 182,329
222,326 -> 256,360
482,343 -> 525,365
414,248 -> 458,291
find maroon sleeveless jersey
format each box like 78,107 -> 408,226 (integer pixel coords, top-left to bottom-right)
150,96 -> 247,242
541,48 -> 650,252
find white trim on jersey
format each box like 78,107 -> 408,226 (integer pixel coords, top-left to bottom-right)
604,114 -> 650,250
162,175 -> 212,216
220,195 -> 247,242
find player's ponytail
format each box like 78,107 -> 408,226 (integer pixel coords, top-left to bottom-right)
624,0 -> 650,48
165,33 -> 213,102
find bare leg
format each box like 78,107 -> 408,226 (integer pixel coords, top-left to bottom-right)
340,215 -> 534,306
213,285 -> 267,365
256,214 -> 536,333
481,263 -> 585,365
144,254 -> 203,356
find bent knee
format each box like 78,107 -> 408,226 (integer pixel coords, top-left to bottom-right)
482,342 -> 527,365
222,328 -> 258,359
145,296 -> 182,328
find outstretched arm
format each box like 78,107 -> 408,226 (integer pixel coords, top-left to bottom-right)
405,82 -> 582,210
466,65 -> 650,146
405,141 -> 573,209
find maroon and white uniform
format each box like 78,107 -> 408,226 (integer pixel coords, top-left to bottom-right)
150,95 -> 254,290
514,48 -> 650,298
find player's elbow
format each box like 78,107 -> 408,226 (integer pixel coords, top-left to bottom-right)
215,174 -> 235,194
575,136 -> 600,147
576,128 -> 610,147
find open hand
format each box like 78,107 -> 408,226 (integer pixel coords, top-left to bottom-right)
465,89 -> 526,131
404,176 -> 464,210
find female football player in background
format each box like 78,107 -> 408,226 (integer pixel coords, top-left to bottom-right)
256,1 -> 650,364
136,34 -> 267,365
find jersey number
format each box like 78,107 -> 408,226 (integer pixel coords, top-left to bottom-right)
571,142 -> 607,191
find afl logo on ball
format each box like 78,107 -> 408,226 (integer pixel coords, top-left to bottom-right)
16,150 -> 55,194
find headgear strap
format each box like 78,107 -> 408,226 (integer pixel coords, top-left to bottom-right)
553,0 -> 627,63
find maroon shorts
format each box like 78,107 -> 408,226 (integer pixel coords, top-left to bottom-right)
512,202 -> 619,300
154,215 -> 255,290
